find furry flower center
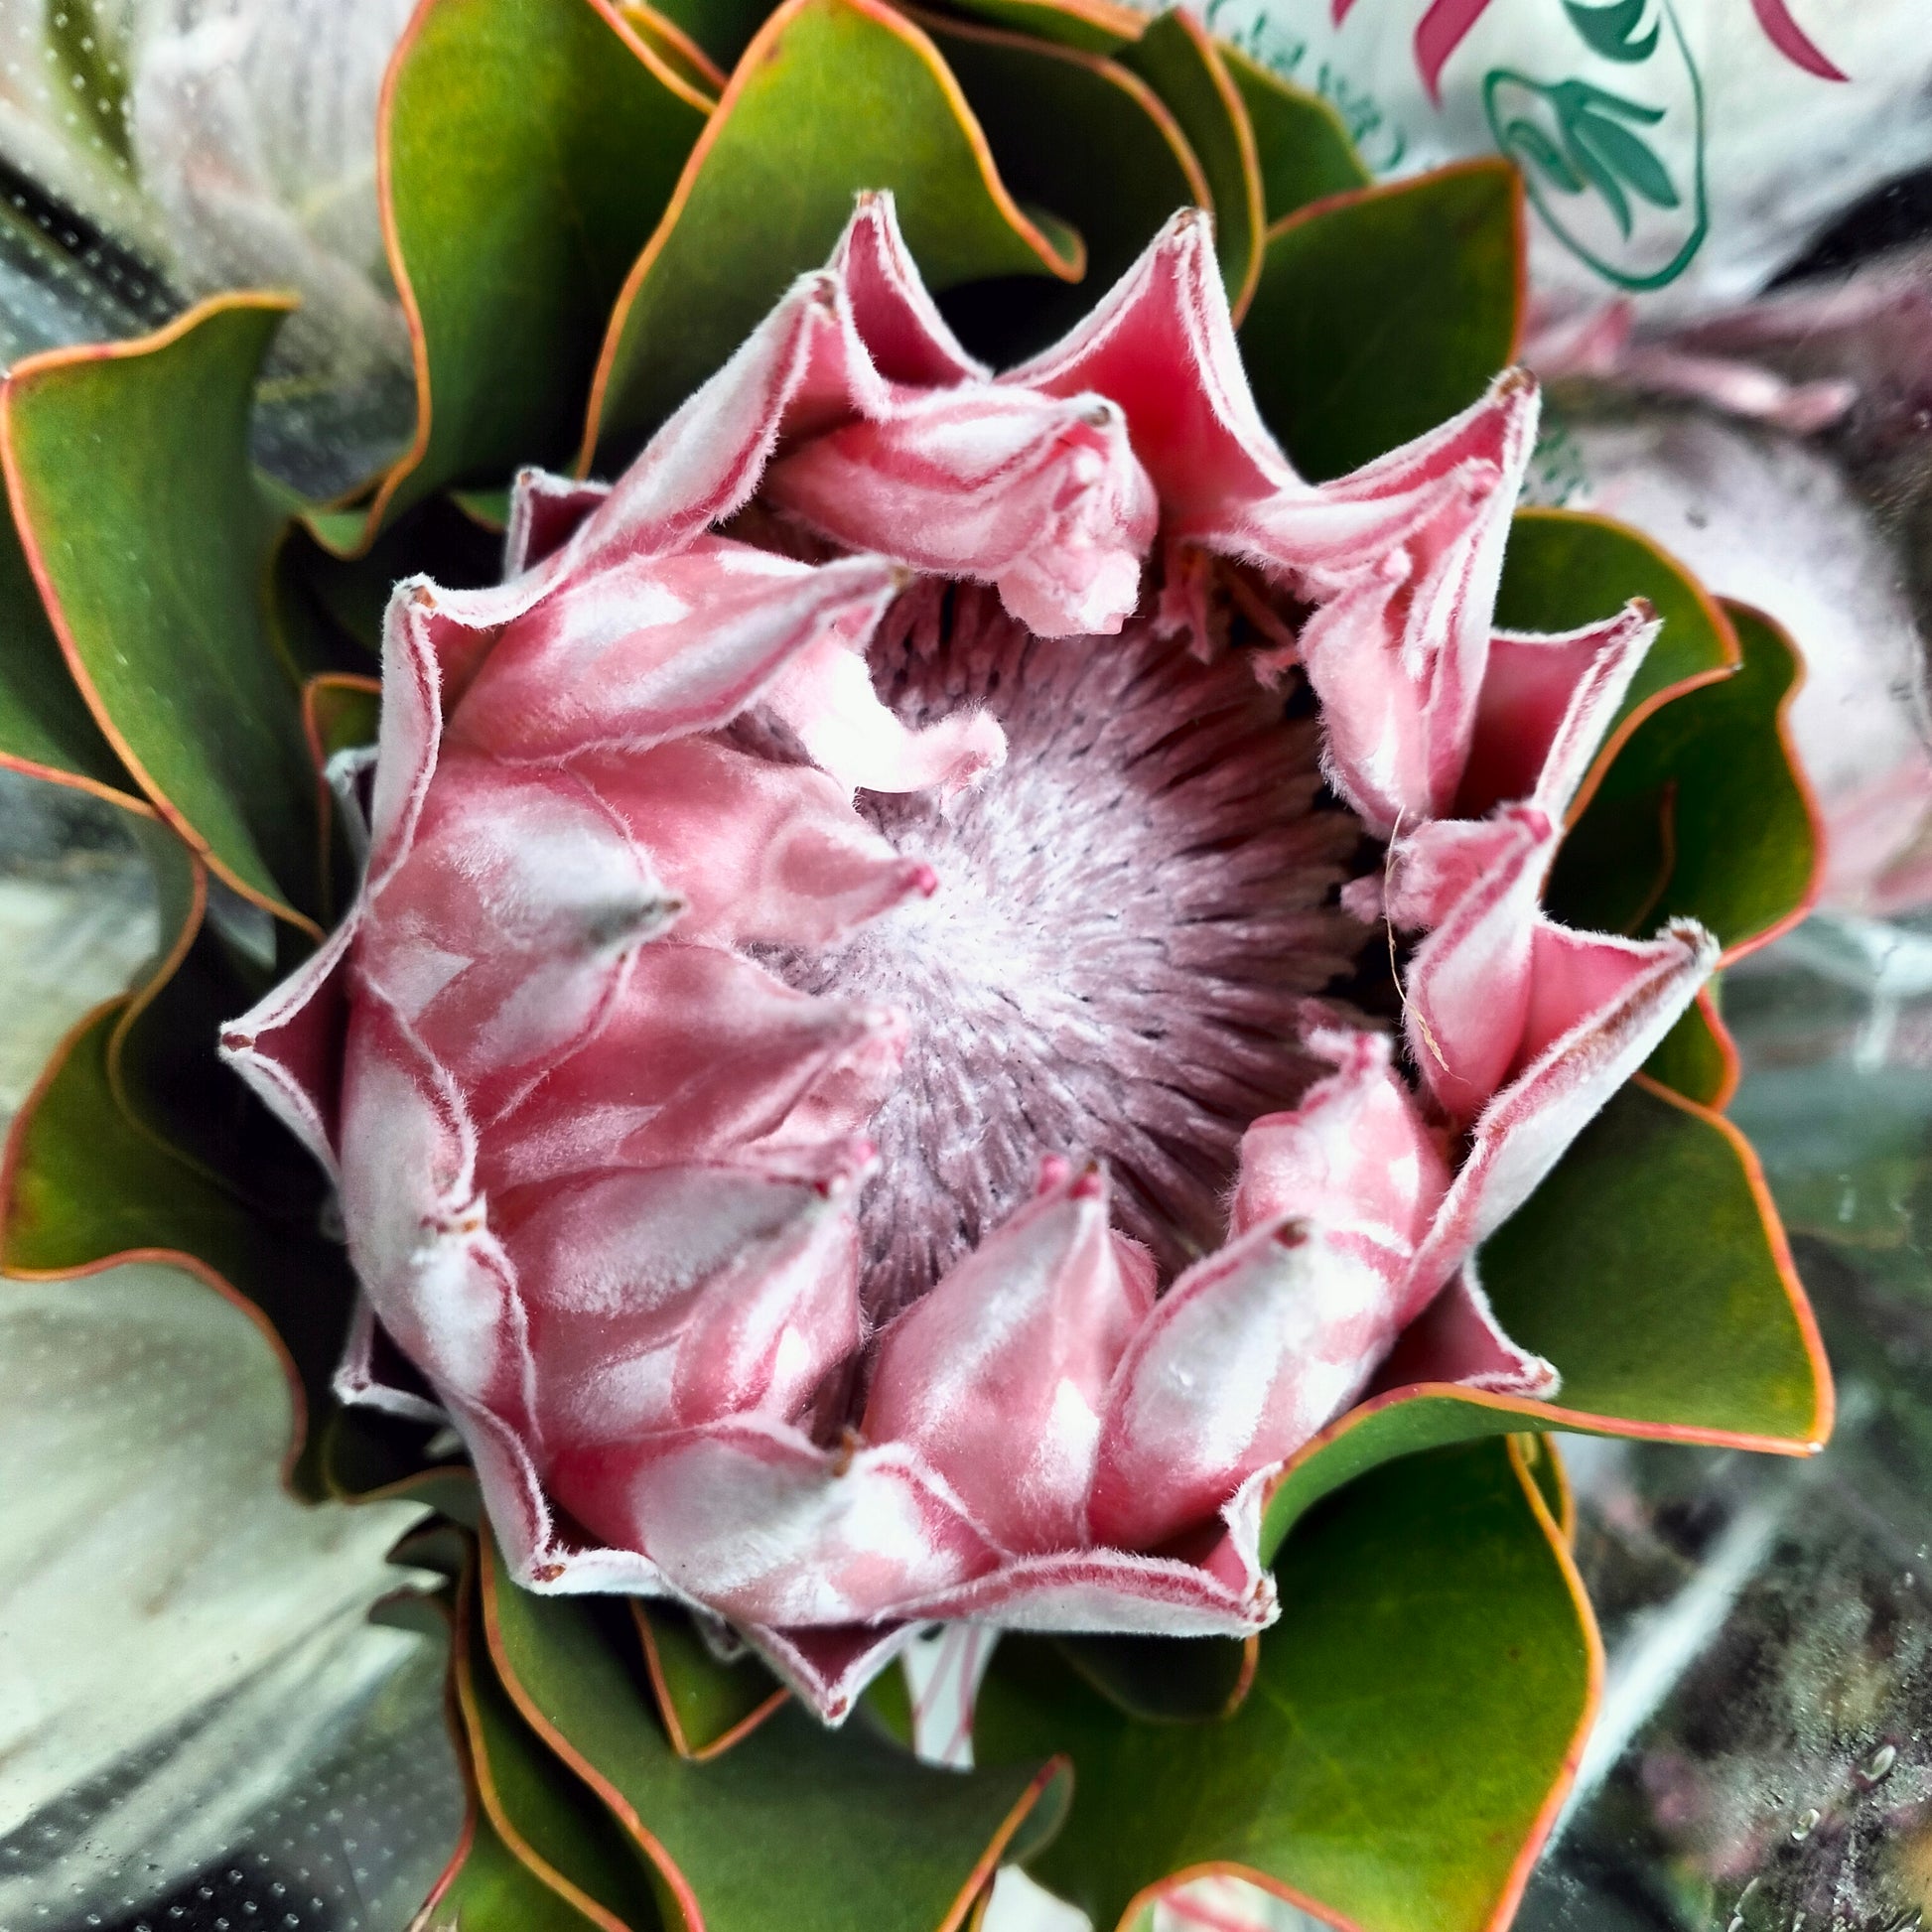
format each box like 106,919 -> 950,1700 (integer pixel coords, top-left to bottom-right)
771,585 -> 1366,1318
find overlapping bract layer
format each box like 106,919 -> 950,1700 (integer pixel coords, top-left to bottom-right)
223,196 -> 1715,1720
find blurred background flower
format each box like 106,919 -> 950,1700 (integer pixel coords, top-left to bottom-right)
0,0 -> 415,493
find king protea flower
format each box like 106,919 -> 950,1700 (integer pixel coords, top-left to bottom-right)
221,193 -> 1715,1722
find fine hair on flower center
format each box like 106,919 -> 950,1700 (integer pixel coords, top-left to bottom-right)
765,584 -> 1365,1319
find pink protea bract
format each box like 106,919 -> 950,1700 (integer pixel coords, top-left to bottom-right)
221,194 -> 1717,1722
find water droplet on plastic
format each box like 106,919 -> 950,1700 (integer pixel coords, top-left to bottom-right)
1862,1742 -> 1897,1782
1791,1807 -> 1820,1841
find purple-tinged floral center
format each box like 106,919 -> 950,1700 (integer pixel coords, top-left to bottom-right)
771,585 -> 1366,1319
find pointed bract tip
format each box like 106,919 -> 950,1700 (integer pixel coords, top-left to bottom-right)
830,1425 -> 866,1476
1166,206 -> 1217,252
1663,915 -> 1724,967
1069,1159 -> 1106,1200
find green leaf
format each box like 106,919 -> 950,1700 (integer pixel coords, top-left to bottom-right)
0,475 -> 142,807
103,823 -> 314,1200
1563,0 -> 1658,62
452,484 -> 514,533
1495,508 -> 1737,745
638,0 -> 777,69
977,1441 -> 1594,1932
482,1535 -> 1069,1932
1052,1631 -> 1256,1723
361,0 -> 712,535
1643,988 -> 1736,1109
635,1603 -> 787,1758
1117,11 -> 1261,310
859,1660 -> 915,1749
426,1798 -> 621,1932
305,674 -> 382,763
1552,600 -> 1817,954
1515,1430 -> 1570,1534
583,0 -> 1085,470
321,1405 -> 476,1513
1220,45 -> 1369,223
620,0 -> 730,95
1,297 -> 322,927
919,10 -> 1202,362
458,1577 -> 667,1931
936,0 -> 1138,53
1258,1391 -> 1549,1564
0,1003 -> 357,1494
1553,605 -> 1789,940
1480,1077 -> 1828,1446
1239,161 -> 1521,482
283,494 -> 504,659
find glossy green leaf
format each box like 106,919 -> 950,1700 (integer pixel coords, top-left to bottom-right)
1643,989 -> 1736,1108
459,1581 -> 666,1931
1482,1078 -> 1825,1444
584,0 -> 1084,469
364,0 -> 711,535
1550,600 -> 1817,952
1259,1391 -> 1548,1563
635,1602 -> 786,1757
1,1004 -> 356,1493
1497,507 -> 1737,740
1,298 -> 321,925
977,1441 -> 1593,1932
1546,761 -> 1673,938
322,1405 -> 476,1512
1221,45 -> 1369,222
639,0 -> 776,68
860,1660 -> 916,1749
483,1534 -> 1067,1932
426,1804 -> 619,1932
284,493 -> 504,658
1118,11 -> 1260,307
103,824 -> 309,1199
1516,1430 -> 1569,1533
935,0 -> 1137,53
1239,162 -> 1520,482
0,483 -> 142,806
920,11 -> 1200,361
452,484 -> 514,533
619,0 -> 729,95
307,675 -> 382,763
1053,1631 -> 1254,1723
